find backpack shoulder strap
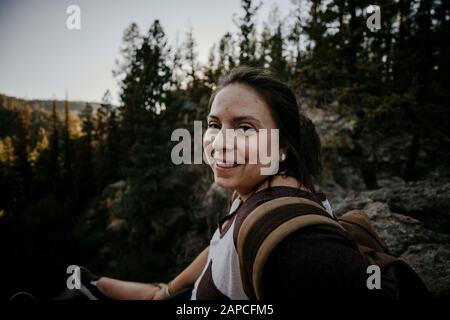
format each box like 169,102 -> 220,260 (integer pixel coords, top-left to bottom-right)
237,196 -> 345,300
338,210 -> 391,254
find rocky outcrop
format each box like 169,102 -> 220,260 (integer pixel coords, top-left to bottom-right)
400,244 -> 450,294
359,178 -> 450,235
358,202 -> 449,256
360,178 -> 450,217
329,177 -> 450,295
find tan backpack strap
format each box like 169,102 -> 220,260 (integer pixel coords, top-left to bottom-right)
237,196 -> 344,300
338,210 -> 390,254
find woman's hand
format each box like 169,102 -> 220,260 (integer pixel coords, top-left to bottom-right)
152,283 -> 170,300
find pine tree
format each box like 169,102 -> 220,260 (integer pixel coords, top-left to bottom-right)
267,19 -> 288,80
11,103 -> 33,213
216,32 -> 237,76
47,98 -> 60,193
203,44 -> 218,88
96,90 -> 120,188
62,93 -> 73,197
118,19 -> 173,229
114,22 -> 143,157
183,26 -> 199,88
299,0 -> 336,107
118,19 -> 171,153
113,22 -> 142,81
170,41 -> 183,91
105,104 -> 121,184
258,24 -> 271,68
0,136 -> 14,215
286,0 -> 305,82
235,0 -> 261,66
73,103 -> 95,209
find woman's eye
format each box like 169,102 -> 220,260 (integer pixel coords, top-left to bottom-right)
236,125 -> 256,135
208,122 -> 220,129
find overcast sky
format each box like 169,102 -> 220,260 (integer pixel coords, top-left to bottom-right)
0,0 -> 294,105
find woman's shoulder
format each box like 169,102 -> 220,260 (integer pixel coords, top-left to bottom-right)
232,177 -> 334,248
260,224 -> 371,299
266,223 -> 361,256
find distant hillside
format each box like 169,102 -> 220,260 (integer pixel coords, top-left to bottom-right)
0,93 -> 118,116
0,93 -> 117,147
27,99 -> 102,117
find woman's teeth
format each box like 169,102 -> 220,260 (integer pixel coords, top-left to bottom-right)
216,162 -> 239,168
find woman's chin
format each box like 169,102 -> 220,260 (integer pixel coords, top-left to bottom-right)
214,177 -> 238,190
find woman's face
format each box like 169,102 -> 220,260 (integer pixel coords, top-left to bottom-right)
204,83 -> 280,197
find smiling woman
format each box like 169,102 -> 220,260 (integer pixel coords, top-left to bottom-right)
188,66 -> 374,300
90,67 -> 426,301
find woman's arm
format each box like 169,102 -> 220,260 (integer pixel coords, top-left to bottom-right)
96,246 -> 209,300
153,246 -> 209,299
95,277 -> 161,300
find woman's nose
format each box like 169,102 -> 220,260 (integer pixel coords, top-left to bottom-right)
211,128 -> 235,153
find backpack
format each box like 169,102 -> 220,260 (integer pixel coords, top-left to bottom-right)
236,196 -> 429,300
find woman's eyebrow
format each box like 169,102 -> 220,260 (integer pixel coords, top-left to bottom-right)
232,116 -> 262,126
207,114 -> 262,126
207,115 -> 219,121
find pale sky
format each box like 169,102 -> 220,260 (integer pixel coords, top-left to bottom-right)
0,0 -> 294,105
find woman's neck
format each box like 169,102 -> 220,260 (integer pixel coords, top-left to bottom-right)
238,175 -> 309,202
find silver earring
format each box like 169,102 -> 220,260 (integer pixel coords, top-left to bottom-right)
281,153 -> 286,161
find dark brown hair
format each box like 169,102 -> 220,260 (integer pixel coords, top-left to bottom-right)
208,66 -> 322,192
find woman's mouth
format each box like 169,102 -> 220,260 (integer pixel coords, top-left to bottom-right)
215,162 -> 241,173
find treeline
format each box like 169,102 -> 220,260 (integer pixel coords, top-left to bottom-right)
0,93 -> 119,216
0,0 -> 449,298
0,92 -> 123,298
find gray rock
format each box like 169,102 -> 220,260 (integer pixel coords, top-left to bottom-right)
332,178 -> 450,234
376,176 -> 406,189
332,195 -> 374,217
361,202 -> 450,256
359,179 -> 450,217
400,243 -> 450,293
